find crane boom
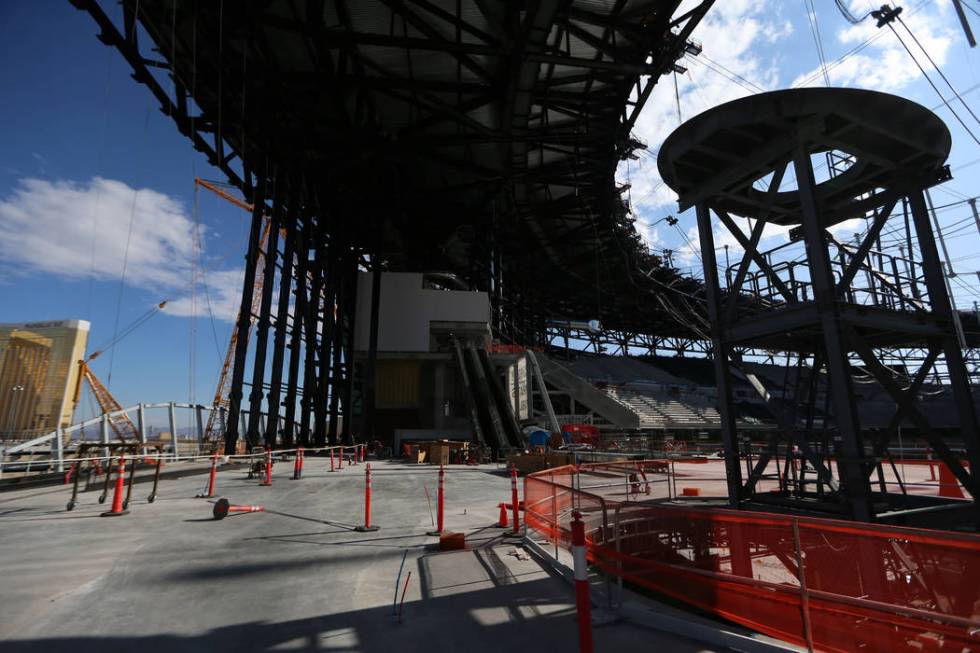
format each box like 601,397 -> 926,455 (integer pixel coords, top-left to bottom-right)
194,177 -> 254,213
74,361 -> 140,442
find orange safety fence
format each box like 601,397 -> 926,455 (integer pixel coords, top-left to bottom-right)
525,462 -> 980,653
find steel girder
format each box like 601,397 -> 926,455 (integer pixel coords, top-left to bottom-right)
74,0 -> 719,455
659,89 -> 980,524
74,0 -> 718,342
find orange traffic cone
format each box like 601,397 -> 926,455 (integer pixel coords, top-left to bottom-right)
496,502 -> 509,528
213,498 -> 264,520
101,456 -> 129,517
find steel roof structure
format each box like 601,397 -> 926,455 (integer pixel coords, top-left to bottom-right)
75,0 -> 713,338
73,0 -> 716,452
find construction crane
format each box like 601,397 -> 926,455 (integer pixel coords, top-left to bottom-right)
70,298 -> 170,442
196,178 -> 272,445
73,354 -> 140,442
67,178 -> 265,448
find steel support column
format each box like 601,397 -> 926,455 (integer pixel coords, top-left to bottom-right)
265,182 -> 299,448
362,232 -> 383,442
909,190 -> 980,492
327,275 -> 345,445
340,253 -> 359,445
246,176 -> 283,446
299,219 -> 325,447
313,244 -> 337,448
794,147 -> 871,521
282,215 -> 309,448
225,174 -> 266,454
696,202 -> 744,507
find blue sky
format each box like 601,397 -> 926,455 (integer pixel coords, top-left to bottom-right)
1,1 -> 979,424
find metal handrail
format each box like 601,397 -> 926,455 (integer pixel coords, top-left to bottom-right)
0,401 -> 306,476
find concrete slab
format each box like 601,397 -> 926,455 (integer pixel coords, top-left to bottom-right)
582,458 -> 954,504
0,459 -> 729,652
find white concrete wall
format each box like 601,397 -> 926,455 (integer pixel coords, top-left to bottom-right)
354,272 -> 490,352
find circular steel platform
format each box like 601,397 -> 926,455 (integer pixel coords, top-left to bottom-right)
657,88 -> 951,225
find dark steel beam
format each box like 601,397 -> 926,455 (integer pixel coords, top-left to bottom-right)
908,189 -> 980,495
313,242 -> 337,447
282,214 -> 310,446
225,173 -> 266,454
696,202 -> 743,507
340,252 -> 359,445
264,181 -> 299,447
794,146 -> 872,522
362,231 -> 383,442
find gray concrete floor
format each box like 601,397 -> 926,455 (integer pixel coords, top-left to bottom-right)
0,458 -> 725,652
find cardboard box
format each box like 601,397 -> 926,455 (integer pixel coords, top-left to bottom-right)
428,443 -> 450,466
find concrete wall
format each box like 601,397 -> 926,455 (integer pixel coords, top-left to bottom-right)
506,355 -> 529,421
353,272 -> 489,353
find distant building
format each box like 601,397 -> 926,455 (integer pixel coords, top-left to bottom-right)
0,320 -> 90,441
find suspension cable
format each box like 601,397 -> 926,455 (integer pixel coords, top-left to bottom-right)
884,21 -> 980,146
896,14 -> 980,127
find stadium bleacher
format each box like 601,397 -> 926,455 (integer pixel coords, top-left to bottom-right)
544,353 -> 977,433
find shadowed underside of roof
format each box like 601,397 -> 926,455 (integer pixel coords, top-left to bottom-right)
77,0 -> 714,337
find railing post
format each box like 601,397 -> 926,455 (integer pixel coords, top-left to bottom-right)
195,404 -> 205,456
599,497 -> 612,609
614,505 -> 623,608
138,403 -> 148,459
55,427 -> 64,473
101,414 -> 110,461
551,474 -> 559,560
792,519 -> 815,653
510,464 -> 520,535
168,402 -> 179,461
571,511 -> 594,653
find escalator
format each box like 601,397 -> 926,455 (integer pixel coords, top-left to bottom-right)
452,340 -> 526,457
475,347 -> 525,450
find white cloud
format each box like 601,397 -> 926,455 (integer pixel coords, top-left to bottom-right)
620,1 -> 789,243
673,216 -> 793,267
791,4 -> 956,92
163,267 -> 244,322
0,176 -> 242,321
621,2 -> 960,268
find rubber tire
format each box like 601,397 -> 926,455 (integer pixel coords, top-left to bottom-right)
147,495 -> 156,504
98,495 -> 106,504
66,501 -> 75,512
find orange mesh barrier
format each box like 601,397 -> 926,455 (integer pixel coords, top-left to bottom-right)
525,462 -> 980,653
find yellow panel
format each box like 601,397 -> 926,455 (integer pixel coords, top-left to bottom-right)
0,322 -> 89,439
376,360 -> 420,408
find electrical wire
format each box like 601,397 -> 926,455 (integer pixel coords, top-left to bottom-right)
105,105 -> 152,390
85,51 -> 115,322
884,21 -> 980,146
793,0 -> 933,89
804,0 -> 832,86
897,14 -> 980,128
834,0 -> 872,24
695,53 -> 766,93
685,55 -> 762,95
